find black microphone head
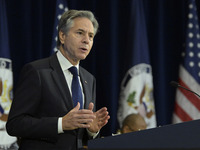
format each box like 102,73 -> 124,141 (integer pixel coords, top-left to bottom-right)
170,81 -> 179,87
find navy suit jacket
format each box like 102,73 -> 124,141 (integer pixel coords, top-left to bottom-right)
6,53 -> 96,150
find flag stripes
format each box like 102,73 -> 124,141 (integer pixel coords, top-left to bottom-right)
174,101 -> 193,122
178,78 -> 200,111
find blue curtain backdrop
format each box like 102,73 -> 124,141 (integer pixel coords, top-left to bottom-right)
4,0 -> 198,136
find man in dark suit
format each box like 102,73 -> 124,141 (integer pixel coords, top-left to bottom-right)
6,10 -> 110,150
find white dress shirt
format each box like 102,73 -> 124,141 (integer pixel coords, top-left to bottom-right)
56,51 -> 98,138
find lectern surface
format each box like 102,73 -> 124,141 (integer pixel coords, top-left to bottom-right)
88,120 -> 200,150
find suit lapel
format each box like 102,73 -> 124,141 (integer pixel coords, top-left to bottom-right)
49,53 -> 73,109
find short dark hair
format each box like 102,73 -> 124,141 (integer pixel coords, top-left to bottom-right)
56,10 -> 99,49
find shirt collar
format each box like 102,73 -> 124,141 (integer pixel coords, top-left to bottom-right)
56,50 -> 79,74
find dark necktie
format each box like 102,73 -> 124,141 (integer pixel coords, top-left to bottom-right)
68,66 -> 83,109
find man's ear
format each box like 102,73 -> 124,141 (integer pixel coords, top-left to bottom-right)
59,31 -> 65,44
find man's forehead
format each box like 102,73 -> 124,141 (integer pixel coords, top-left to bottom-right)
72,18 -> 94,33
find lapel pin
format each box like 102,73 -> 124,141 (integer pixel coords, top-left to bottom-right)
85,81 -> 87,84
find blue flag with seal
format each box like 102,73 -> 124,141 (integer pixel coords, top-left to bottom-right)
117,0 -> 156,129
0,0 -> 17,148
51,0 -> 68,54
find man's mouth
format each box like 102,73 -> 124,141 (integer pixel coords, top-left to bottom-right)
80,47 -> 88,51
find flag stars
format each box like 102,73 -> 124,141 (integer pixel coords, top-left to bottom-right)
59,4 -> 64,9
64,7 -> 68,11
189,61 -> 194,67
57,14 -> 62,20
188,23 -> 193,28
189,42 -> 194,48
198,52 -> 200,58
197,33 -> 200,39
188,13 -> 193,19
51,1 -> 68,54
53,47 -> 57,52
189,32 -> 193,38
197,43 -> 200,48
189,4 -> 193,9
189,51 -> 194,57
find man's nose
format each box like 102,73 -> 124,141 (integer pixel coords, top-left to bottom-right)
82,35 -> 90,44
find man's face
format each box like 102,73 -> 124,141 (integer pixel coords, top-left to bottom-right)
60,17 -> 94,65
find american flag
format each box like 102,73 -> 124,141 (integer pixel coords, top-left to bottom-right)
173,0 -> 200,123
51,0 -> 68,54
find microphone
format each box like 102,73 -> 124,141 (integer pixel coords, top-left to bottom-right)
170,81 -> 200,98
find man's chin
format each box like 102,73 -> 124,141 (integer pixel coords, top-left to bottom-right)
79,55 -> 88,60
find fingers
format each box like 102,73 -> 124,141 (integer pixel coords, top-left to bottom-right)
96,107 -> 109,118
62,104 -> 96,131
62,104 -> 109,131
77,123 -> 91,128
97,113 -> 110,125
95,114 -> 110,129
99,115 -> 110,125
70,115 -> 96,129
73,103 -> 94,115
78,118 -> 94,125
75,113 -> 96,120
95,107 -> 110,128
96,107 -> 107,114
88,102 -> 94,111
73,102 -> 80,111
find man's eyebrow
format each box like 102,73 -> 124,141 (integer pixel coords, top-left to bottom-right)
77,28 -> 84,32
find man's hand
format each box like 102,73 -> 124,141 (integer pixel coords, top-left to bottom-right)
62,102 -> 96,130
88,103 -> 110,133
